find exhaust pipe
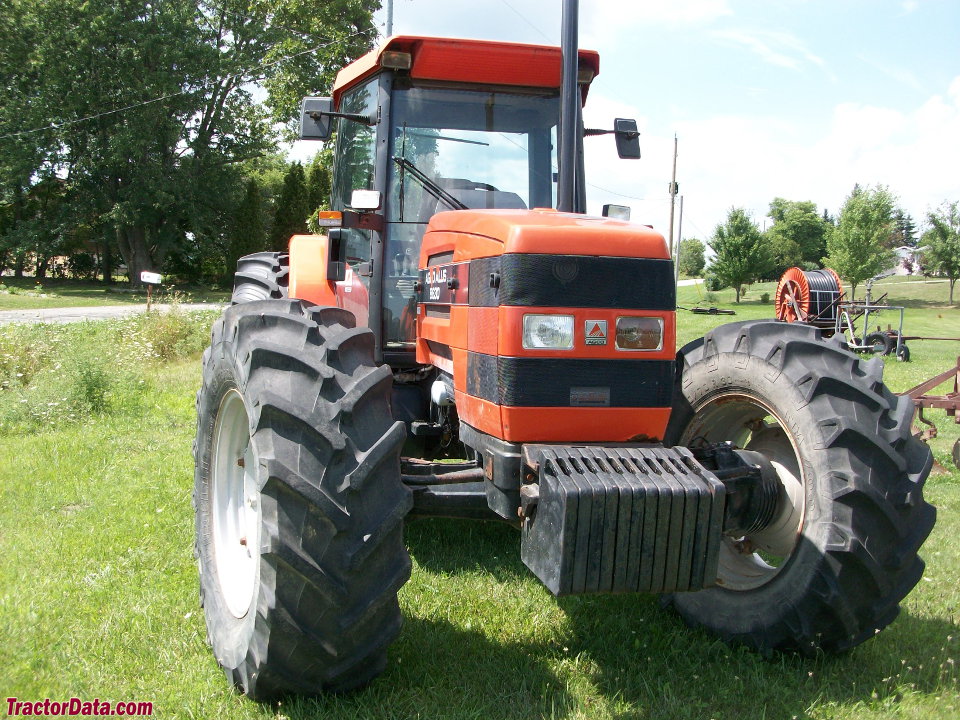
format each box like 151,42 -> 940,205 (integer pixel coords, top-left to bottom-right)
557,0 -> 582,214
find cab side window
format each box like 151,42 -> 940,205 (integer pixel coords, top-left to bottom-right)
331,79 -> 378,273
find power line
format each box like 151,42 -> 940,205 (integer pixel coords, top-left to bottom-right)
199,2 -> 338,41
497,0 -> 553,43
0,28 -> 376,142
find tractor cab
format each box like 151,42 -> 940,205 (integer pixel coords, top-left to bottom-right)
298,36 -> 622,365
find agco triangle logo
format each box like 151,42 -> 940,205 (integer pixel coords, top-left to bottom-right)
585,320 -> 607,345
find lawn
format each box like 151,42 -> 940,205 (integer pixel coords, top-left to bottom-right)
0,276 -> 230,310
0,282 -> 958,719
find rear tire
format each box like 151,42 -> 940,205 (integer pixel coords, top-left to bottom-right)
664,320 -> 935,654
194,300 -> 411,698
231,252 -> 289,304
865,331 -> 892,355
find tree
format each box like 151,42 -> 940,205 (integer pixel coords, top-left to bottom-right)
306,149 -> 334,216
270,162 -> 310,251
924,202 -> 960,304
765,198 -> 828,276
824,185 -> 897,299
677,238 -> 706,277
708,208 -> 770,302
228,179 -> 267,274
892,209 -> 918,248
0,0 -> 379,285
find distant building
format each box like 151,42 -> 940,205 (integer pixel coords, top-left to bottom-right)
893,246 -> 923,275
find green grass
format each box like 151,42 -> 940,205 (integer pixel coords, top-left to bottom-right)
0,276 -> 229,310
1,285 -> 959,718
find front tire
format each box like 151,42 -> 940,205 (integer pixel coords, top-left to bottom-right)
664,321 -> 935,654
194,300 -> 411,698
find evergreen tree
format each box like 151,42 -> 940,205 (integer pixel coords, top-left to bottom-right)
306,149 -> 334,217
892,209 -> 918,248
270,162 -> 310,251
228,179 -> 267,273
708,208 -> 770,302
824,185 -> 896,299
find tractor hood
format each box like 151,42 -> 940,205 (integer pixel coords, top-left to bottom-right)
420,208 -> 670,265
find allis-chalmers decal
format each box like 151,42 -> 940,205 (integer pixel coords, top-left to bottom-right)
585,320 -> 608,345
419,262 -> 470,305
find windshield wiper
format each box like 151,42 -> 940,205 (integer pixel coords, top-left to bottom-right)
405,129 -> 489,147
393,156 -> 468,211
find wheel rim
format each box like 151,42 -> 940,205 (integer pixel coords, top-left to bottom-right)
211,389 -> 261,618
680,392 -> 805,591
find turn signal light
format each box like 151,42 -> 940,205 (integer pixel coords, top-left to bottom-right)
615,317 -> 663,351
314,211 -> 342,228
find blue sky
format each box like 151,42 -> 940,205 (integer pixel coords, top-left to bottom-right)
296,0 -> 960,245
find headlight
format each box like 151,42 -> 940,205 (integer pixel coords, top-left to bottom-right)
616,317 -> 663,351
522,314 -> 574,349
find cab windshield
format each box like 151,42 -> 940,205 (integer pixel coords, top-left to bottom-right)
384,84 -> 559,348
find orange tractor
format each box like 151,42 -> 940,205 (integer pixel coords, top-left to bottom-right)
193,18 -> 935,700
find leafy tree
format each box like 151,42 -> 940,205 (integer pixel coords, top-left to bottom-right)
270,162 -> 309,251
824,185 -> 897,299
228,178 -> 267,274
923,202 -> 960,304
0,0 -> 378,285
677,238 -> 705,277
708,208 -> 770,302
765,198 -> 828,276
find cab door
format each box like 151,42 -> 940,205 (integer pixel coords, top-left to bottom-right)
330,76 -> 380,328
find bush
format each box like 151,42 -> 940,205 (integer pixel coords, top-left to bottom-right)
130,305 -> 217,362
68,253 -> 97,280
0,309 -> 217,434
704,274 -> 724,292
760,292 -> 771,304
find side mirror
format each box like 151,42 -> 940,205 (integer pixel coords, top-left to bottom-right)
614,118 -> 641,159
350,190 -> 382,210
301,97 -> 334,141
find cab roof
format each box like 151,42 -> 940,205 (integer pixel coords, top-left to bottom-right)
332,36 -> 600,107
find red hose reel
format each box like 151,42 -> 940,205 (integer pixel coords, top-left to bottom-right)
774,267 -> 845,326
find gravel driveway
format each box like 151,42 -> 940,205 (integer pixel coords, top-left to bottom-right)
0,303 -> 225,324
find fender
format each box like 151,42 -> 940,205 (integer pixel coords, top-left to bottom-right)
288,234 -> 338,306
288,234 -> 370,325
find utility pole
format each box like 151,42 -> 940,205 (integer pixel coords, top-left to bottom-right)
675,195 -> 684,284
386,0 -> 394,36
667,134 -> 678,255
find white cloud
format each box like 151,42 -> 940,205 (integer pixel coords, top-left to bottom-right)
856,54 -> 925,93
582,76 -> 960,242
710,28 -> 828,73
589,0 -> 732,25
